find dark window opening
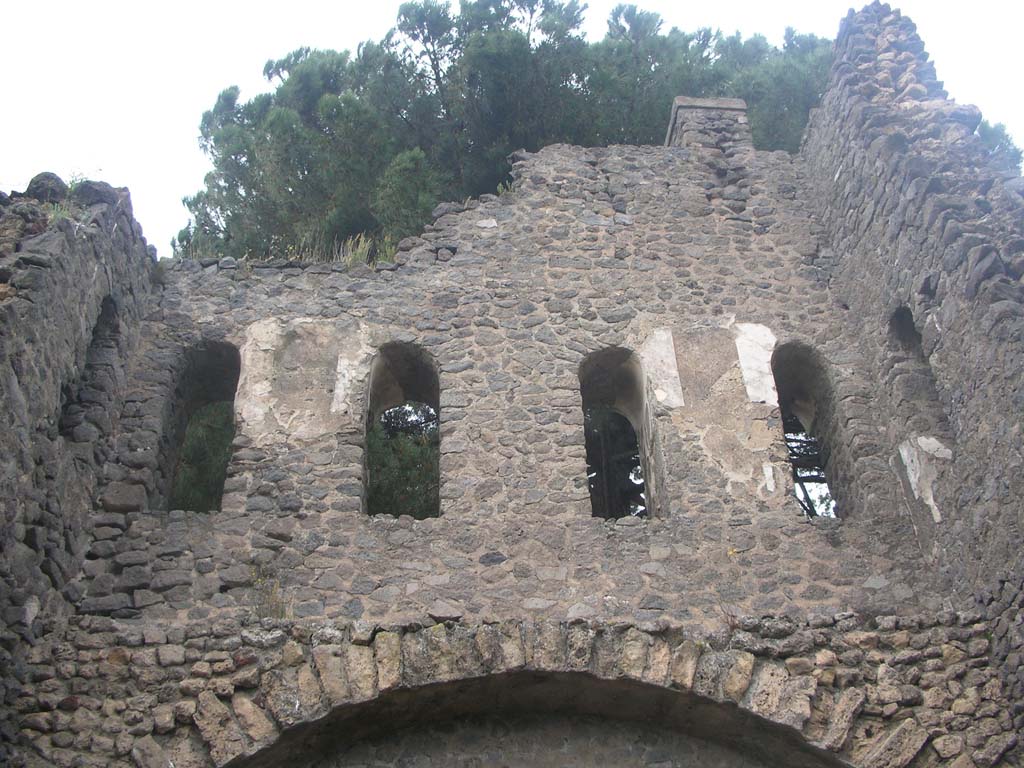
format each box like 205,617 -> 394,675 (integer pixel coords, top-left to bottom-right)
365,343 -> 440,519
772,343 -> 837,519
584,406 -> 646,518
579,348 -> 650,519
167,341 -> 240,512
889,306 -> 923,352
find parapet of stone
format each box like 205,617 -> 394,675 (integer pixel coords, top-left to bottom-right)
664,96 -> 752,152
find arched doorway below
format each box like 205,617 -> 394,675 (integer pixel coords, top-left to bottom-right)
232,671 -> 847,768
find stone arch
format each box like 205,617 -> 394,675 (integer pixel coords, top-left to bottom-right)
579,346 -> 662,518
222,668 -> 845,768
770,342 -> 839,517
364,341 -> 440,518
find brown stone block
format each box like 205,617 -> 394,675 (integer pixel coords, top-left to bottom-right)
669,640 -> 702,690
448,624 -> 483,679
619,627 -> 649,680
566,623 -> 595,672
862,720 -> 929,768
374,631 -> 402,691
932,733 -> 964,759
311,644 -> 349,706
643,636 -> 671,686
345,643 -> 378,702
193,690 -> 246,767
820,688 -> 865,752
131,734 -> 172,768
231,693 -> 278,751
497,620 -> 526,672
743,661 -> 788,718
971,732 -> 1017,767
261,663 -> 326,728
524,620 -> 566,671
721,652 -> 755,702
473,624 -> 504,673
422,624 -> 455,681
593,627 -> 623,679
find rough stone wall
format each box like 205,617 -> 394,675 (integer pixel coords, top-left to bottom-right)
0,179 -> 152,642
799,1 -> 1024,746
70,135 -> 935,633
803,1 -> 1024,586
10,612 -> 1016,768
4,3 -> 1024,766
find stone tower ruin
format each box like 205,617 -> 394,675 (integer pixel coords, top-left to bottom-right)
1,3 -> 1023,766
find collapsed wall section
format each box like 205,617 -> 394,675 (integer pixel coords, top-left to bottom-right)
800,0 -> 1024,744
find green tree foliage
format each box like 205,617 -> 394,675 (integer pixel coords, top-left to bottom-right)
372,148 -> 444,243
716,28 -> 832,152
175,1 -> 838,259
977,120 -> 1023,174
168,401 -> 236,512
366,403 -> 440,520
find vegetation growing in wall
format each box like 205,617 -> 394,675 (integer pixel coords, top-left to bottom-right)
168,401 -> 235,512
977,120 -> 1023,173
174,1 -> 833,261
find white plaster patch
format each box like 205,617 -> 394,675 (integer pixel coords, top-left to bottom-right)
640,328 -> 685,408
235,317 -> 370,445
236,318 -> 281,430
898,435 -> 952,523
331,334 -> 375,415
733,323 -> 778,405
917,435 -> 953,460
762,462 -> 776,493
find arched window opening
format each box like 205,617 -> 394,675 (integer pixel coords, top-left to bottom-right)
60,296 -> 124,449
365,342 -> 440,519
579,348 -> 650,519
771,344 -> 836,518
167,341 -> 240,512
885,305 -> 950,436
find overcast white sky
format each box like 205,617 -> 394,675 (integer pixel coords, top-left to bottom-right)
1,1 -> 1020,256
